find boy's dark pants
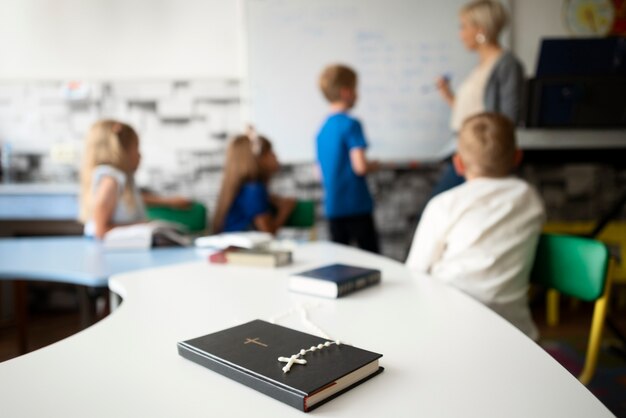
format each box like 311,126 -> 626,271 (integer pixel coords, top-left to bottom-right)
328,213 -> 380,254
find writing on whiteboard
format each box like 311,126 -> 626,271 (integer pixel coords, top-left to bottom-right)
245,0 -> 483,162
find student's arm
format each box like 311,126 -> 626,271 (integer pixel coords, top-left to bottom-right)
142,192 -> 192,209
91,176 -> 120,239
349,148 -> 380,176
347,120 -> 379,176
405,202 -> 445,273
253,196 -> 297,235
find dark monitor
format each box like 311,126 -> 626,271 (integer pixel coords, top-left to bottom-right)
536,37 -> 626,77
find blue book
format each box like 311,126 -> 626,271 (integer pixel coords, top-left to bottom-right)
288,264 -> 381,298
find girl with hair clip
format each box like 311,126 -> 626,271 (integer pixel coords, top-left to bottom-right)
79,119 -> 190,239
212,128 -> 296,234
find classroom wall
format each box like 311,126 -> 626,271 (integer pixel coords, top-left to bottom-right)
0,0 -> 569,80
0,0 -> 240,79
0,79 -> 241,204
511,0 -> 570,75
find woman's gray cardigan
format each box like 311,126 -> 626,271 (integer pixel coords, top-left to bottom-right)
484,51 -> 525,124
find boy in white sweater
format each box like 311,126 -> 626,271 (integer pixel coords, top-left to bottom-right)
406,112 -> 545,340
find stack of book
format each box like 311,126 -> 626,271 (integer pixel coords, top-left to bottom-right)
209,247 -> 292,268
194,231 -> 273,250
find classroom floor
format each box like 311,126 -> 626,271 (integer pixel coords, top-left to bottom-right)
1,288 -> 626,416
533,294 -> 626,417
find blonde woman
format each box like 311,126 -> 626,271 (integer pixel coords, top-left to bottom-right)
79,120 -> 190,238
212,130 -> 296,234
431,0 -> 524,196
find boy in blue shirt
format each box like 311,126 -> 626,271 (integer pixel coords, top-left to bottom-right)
316,64 -> 380,253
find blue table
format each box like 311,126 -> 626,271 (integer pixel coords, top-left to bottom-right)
0,236 -> 204,353
0,236 -> 203,286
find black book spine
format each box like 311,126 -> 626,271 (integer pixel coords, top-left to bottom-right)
337,272 -> 381,297
177,343 -> 306,411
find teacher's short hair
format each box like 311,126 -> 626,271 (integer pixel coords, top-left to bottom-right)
460,0 -> 509,43
319,64 -> 357,103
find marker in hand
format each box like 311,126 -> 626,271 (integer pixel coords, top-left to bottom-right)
421,73 -> 451,95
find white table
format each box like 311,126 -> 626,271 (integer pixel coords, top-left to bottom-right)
0,242 -> 612,417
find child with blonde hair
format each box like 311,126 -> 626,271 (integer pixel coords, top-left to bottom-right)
79,119 -> 190,238
406,113 -> 545,340
212,128 -> 296,234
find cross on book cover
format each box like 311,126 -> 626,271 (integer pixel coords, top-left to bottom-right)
177,320 -> 383,412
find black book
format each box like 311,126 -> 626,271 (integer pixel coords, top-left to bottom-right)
177,320 -> 383,412
289,264 -> 381,298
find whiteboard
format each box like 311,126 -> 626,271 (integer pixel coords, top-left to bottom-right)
244,0 -> 512,163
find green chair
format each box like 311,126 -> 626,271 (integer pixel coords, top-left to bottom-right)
531,233 -> 614,385
284,200 -> 317,240
146,202 -> 208,234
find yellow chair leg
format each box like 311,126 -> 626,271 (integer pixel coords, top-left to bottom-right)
547,289 -> 560,327
579,263 -> 614,385
617,287 -> 626,310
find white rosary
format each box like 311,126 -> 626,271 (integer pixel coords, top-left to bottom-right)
278,340 -> 341,373
269,303 -> 345,374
